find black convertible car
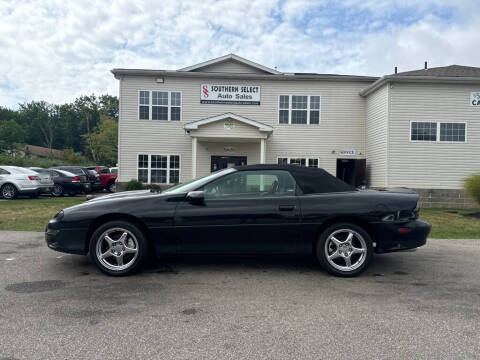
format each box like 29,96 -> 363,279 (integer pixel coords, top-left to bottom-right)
46,165 -> 430,277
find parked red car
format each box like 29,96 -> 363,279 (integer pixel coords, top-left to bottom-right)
87,166 -> 117,192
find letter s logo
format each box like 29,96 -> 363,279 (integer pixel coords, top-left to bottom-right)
202,85 -> 209,98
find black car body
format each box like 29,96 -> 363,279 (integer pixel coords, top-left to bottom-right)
40,168 -> 87,196
52,166 -> 92,194
46,165 -> 431,277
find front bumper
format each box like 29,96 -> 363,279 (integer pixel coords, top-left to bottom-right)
373,219 -> 431,253
45,219 -> 88,255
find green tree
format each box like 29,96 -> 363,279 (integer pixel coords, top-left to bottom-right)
82,115 -> 118,166
0,119 -> 26,150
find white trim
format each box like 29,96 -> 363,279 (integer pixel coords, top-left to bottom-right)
184,112 -> 273,132
277,95 -> 321,125
137,90 -> 183,121
192,137 -> 197,179
260,139 -> 266,164
178,53 -> 281,75
409,120 -> 467,143
136,153 -> 181,184
276,156 -> 320,168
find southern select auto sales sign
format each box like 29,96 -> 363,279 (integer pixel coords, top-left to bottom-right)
201,84 -> 261,105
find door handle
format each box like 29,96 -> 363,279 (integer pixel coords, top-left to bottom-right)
279,205 -> 295,211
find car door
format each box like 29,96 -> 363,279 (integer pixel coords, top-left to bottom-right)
174,169 -> 301,254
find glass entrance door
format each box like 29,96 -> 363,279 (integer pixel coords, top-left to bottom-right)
211,156 -> 247,172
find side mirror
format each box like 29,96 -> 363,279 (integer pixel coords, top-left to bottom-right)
186,191 -> 205,206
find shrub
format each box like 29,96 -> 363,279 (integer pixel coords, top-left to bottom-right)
124,179 -> 143,191
464,173 -> 480,205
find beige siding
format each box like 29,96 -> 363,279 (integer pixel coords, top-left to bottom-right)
118,75 -> 370,183
365,84 -> 389,187
192,60 -> 268,74
388,82 -> 480,189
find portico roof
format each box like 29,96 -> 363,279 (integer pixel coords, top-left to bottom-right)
183,113 -> 273,133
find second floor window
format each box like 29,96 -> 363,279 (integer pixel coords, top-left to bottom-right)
278,95 -> 321,125
139,91 -> 181,121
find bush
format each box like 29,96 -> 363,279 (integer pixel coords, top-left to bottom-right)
124,179 -> 143,191
464,173 -> 480,205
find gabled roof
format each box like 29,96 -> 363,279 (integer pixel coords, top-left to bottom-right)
184,112 -> 273,132
394,65 -> 480,77
178,53 -> 282,75
360,64 -> 480,97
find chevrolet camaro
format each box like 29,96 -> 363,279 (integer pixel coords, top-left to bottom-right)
45,165 -> 431,277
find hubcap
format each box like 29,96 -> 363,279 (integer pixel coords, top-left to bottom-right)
95,228 -> 139,271
325,229 -> 367,272
2,185 -> 14,199
53,185 -> 62,195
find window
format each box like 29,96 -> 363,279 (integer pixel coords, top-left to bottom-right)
278,95 -> 321,124
171,92 -> 181,121
138,154 -> 149,182
137,154 -> 180,184
203,170 -> 296,198
152,91 -> 168,120
411,122 -> 437,141
0,168 -> 10,175
277,157 -> 319,168
440,123 -> 465,142
138,91 -> 181,121
411,122 -> 466,142
139,91 -> 150,120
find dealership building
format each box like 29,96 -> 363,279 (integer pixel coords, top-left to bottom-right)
112,54 -> 480,207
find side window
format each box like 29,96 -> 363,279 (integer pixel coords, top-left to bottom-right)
0,168 -> 10,175
203,170 -> 296,198
100,167 -> 109,174
51,171 -> 59,178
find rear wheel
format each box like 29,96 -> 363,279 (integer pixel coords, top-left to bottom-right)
51,184 -> 64,197
107,181 -> 116,193
316,223 -> 373,277
1,184 -> 18,200
89,221 -> 148,276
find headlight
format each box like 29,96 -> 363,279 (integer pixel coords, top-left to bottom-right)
382,208 -> 417,222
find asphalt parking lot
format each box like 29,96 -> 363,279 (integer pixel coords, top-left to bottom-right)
0,232 -> 479,360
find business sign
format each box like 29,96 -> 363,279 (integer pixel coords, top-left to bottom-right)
201,84 -> 261,105
470,92 -> 480,106
338,149 -> 356,156
223,146 -> 235,153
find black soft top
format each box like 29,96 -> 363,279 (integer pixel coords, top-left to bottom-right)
234,164 -> 355,194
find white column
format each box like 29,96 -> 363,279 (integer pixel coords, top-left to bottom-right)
192,137 -> 197,179
260,138 -> 266,164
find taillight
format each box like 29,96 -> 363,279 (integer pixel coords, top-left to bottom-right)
28,176 -> 41,181
72,176 -> 80,183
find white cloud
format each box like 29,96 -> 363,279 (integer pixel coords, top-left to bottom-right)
0,0 -> 479,108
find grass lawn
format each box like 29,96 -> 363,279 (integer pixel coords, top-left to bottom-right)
420,208 -> 480,239
0,197 -> 85,231
0,198 -> 478,239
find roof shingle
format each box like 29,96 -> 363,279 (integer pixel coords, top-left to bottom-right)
394,65 -> 480,78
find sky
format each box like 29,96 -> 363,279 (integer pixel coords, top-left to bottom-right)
0,0 -> 478,108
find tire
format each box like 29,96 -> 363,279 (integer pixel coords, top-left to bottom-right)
51,184 -> 64,197
316,222 -> 373,277
1,184 -> 18,200
89,221 -> 148,276
107,181 -> 116,193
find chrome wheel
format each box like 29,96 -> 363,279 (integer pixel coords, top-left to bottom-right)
2,184 -> 16,200
325,229 -> 367,272
108,182 -> 116,193
95,228 -> 139,271
52,184 -> 63,197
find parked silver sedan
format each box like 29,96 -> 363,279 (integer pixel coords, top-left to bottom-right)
0,166 -> 54,200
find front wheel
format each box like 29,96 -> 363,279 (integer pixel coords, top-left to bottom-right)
89,221 -> 148,276
316,223 -> 373,277
51,184 -> 64,197
1,184 -> 18,200
107,181 -> 116,193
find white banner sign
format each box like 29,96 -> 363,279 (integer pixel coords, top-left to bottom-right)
470,92 -> 480,106
201,84 -> 261,105
338,149 -> 356,156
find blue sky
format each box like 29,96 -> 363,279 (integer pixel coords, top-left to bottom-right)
0,0 -> 477,108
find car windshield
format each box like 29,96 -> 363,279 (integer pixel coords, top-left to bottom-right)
163,168 -> 236,194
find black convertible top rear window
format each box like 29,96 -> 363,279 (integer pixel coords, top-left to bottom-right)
234,165 -> 354,194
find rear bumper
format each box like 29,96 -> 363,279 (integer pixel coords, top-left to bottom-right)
45,219 -> 88,255
373,219 -> 431,253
